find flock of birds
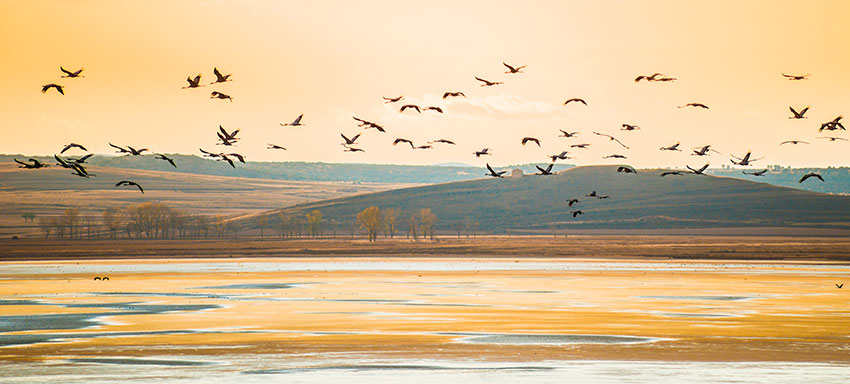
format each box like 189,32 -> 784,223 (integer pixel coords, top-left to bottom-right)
21,64 -> 846,218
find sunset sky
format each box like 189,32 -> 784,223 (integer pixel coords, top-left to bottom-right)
2,0 -> 849,168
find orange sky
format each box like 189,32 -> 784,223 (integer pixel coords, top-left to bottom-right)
2,0 -> 849,168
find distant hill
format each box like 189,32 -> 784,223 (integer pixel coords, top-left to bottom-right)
261,165 -> 850,233
0,154 -> 571,184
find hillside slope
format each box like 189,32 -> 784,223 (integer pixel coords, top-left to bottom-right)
264,165 -> 850,233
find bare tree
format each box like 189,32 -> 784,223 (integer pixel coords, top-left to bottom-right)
63,208 -> 80,239
419,208 -> 437,240
38,217 -> 53,239
257,214 -> 268,239
357,206 -> 382,242
306,209 -> 323,238
382,208 -> 399,239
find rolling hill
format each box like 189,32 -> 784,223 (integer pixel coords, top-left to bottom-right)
260,165 -> 850,234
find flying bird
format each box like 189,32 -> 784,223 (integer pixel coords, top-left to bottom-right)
503,62 -> 526,74
678,103 -> 709,109
281,114 -> 305,126
799,172 -> 824,183
559,130 -> 579,138
660,171 -> 683,177
634,73 -> 664,82
474,148 -> 491,157
217,132 -> 236,146
567,198 -> 580,207
782,73 -> 809,80
414,145 -> 433,150
730,151 -> 762,166
14,158 -> 48,169
692,145 -> 720,156
155,153 -> 177,167
570,210 -> 583,218
550,151 -> 571,161
535,163 -> 555,175
593,132 -> 629,149
621,124 -> 640,131
341,133 -> 361,145
41,84 -> 64,95
227,153 -> 245,163
68,154 -> 93,164
586,191 -> 610,199
210,67 -> 232,83
429,139 -> 456,145
352,116 -> 385,132
60,67 -> 84,78
521,137 -> 541,147
604,154 -> 628,159
116,180 -> 144,193
344,146 -> 365,152
837,283 -> 844,289
218,126 -> 240,142
400,104 -> 421,113
779,140 -> 809,145
817,136 -> 848,142
563,98 -> 587,106
571,143 -> 591,149
687,163 -> 710,175
383,96 -> 403,103
789,106 -> 809,119
442,92 -> 465,99
183,74 -> 203,88
474,76 -> 502,87
485,163 -> 506,178
267,144 -> 287,150
743,169 -> 768,176
210,91 -> 233,102
424,106 -> 443,113
60,143 -> 87,154
819,116 -> 844,132
660,143 -> 681,151
393,138 -> 414,148
617,166 -> 637,174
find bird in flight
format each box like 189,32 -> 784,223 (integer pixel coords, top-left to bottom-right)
743,169 -> 768,176
14,158 -> 49,169
393,138 -> 415,148
692,145 -> 720,156
660,143 -> 681,151
443,92 -> 465,99
109,143 -> 148,156
424,106 -> 443,113
687,163 -> 710,175
503,62 -> 526,74
789,106 -> 809,119
522,137 -> 541,147
352,116 -> 385,132
678,103 -> 709,109
570,210 -> 583,218
429,139 -> 456,145
799,172 -> 824,183
660,171 -> 683,177
819,116 -> 844,132
60,67 -> 84,78
61,143 -> 87,154
730,151 -> 762,166
210,67 -> 232,83
567,198 -> 580,207
837,283 -> 844,289
485,163 -> 506,178
617,166 -> 637,174
604,154 -> 628,159
779,140 -> 809,145
218,126 -> 240,143
474,76 -> 502,87
267,144 -> 287,150
116,180 -> 144,194
586,191 -> 610,199
341,133 -> 361,146
210,91 -> 233,102
155,154 -> 177,167
621,124 -> 640,131
400,104 -> 421,113
817,136 -> 848,142
593,132 -> 629,149
559,130 -> 579,138
782,73 -> 809,80
344,146 -> 365,152
563,98 -> 587,106
41,84 -> 64,95
383,96 -> 403,103
414,145 -> 433,150
634,73 -> 664,82
474,148 -> 491,157
535,163 -> 555,175
281,114 -> 305,126
550,151 -> 571,162
183,74 -> 203,88
571,143 -> 591,149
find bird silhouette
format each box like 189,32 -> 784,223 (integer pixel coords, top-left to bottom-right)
41,84 -> 64,95
442,91 -> 466,99
621,124 -> 640,131
116,180 -> 144,194
559,130 -> 579,138
660,143 -> 681,151
563,98 -> 587,106
837,283 -> 844,289
210,91 -> 233,102
344,146 -> 366,152
819,116 -> 844,132
678,103 -> 709,109
570,210 -> 583,217
743,169 -> 768,176
383,96 -> 403,103
93,276 -> 101,281
634,73 -> 664,82
567,198 -> 580,207
550,151 -> 571,161
60,143 -> 87,154
267,144 -> 287,150
604,154 -> 628,159
779,140 -> 809,145
474,76 -> 502,87
660,171 -> 683,177
60,67 -> 84,78
429,139 -> 456,145
617,166 -> 637,174
485,163 -> 506,178
474,148 -> 491,157
14,158 -> 49,169
281,114 -> 305,126
586,191 -> 610,199
692,145 -> 720,156
183,74 -> 203,88
155,154 -> 177,167
535,163 -> 555,175
352,116 -> 386,132
424,106 -> 443,113
393,138 -> 414,148
341,133 -> 361,146
730,151 -> 762,166
593,132 -> 629,149
69,154 -> 94,164
817,136 -> 848,142
799,172 -> 824,183
400,104 -> 421,113
210,67 -> 232,83
789,106 -> 809,119
687,163 -> 710,175
503,62 -> 526,73
522,137 -> 541,147
571,143 -> 591,149
218,126 -> 240,142
782,73 -> 809,80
